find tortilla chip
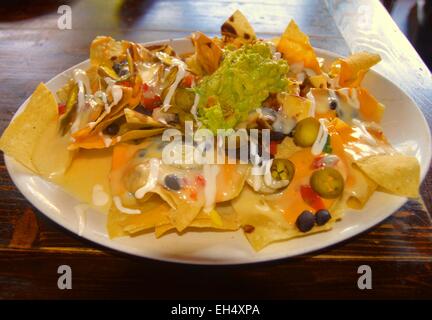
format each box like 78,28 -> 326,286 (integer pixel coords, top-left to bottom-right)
0,83 -> 58,172
357,88 -> 385,123
124,108 -> 165,128
107,194 -> 171,238
277,20 -> 321,74
155,203 -> 240,237
278,93 -> 312,122
90,36 -> 128,67
345,165 -> 378,209
190,32 -> 223,75
275,137 -> 301,159
232,186 -> 336,251
356,154 -> 420,198
221,10 -> 256,43
331,52 -> 381,87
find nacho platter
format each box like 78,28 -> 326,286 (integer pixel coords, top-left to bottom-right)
1,11 -> 430,264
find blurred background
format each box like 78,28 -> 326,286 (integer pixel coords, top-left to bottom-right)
382,0 -> 431,69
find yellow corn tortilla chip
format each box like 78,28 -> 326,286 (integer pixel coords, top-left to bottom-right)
278,93 -> 312,122
108,194 -> 171,238
190,32 -> 223,75
0,83 -> 60,172
155,203 -> 240,237
232,186 -> 338,251
275,137 -> 301,159
331,52 -> 381,87
221,10 -> 256,43
124,108 -> 165,128
90,36 -> 128,67
344,165 -> 378,209
356,154 -> 420,198
277,20 -> 321,74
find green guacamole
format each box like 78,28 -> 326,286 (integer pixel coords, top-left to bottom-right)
194,42 -> 289,132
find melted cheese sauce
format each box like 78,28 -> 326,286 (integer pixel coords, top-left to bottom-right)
52,148 -> 112,213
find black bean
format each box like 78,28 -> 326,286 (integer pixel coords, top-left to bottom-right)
103,122 -> 120,136
270,130 -> 286,141
164,174 -> 181,191
296,210 -> 315,232
112,62 -> 122,75
315,209 -> 332,226
137,149 -> 147,158
329,99 -> 338,110
118,68 -> 129,77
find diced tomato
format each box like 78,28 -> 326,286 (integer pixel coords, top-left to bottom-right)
195,175 -> 206,187
141,95 -> 161,110
58,103 -> 66,116
141,83 -> 162,109
270,141 -> 278,156
300,185 -> 325,210
312,155 -> 325,169
189,188 -> 197,201
142,83 -> 150,92
181,74 -> 195,88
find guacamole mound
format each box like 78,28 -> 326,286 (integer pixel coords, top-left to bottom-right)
195,42 -> 289,132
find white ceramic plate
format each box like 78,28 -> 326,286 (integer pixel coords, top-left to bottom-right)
5,38 -> 431,265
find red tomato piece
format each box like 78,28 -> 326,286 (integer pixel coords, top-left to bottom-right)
58,103 -> 66,116
270,141 -> 278,156
300,185 -> 325,210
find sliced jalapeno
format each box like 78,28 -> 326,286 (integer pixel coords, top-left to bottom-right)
270,159 -> 295,182
310,167 -> 344,199
293,117 -> 320,147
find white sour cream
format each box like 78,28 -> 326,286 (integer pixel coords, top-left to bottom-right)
191,93 -> 201,125
307,91 -> 316,117
92,184 -> 109,206
134,158 -> 160,199
70,69 -> 91,133
113,196 -> 141,215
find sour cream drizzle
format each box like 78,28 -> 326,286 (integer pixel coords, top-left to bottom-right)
191,93 -> 201,125
104,77 -> 123,113
311,118 -> 329,155
134,158 -> 160,199
113,196 -> 141,214
162,62 -> 187,111
70,69 -> 91,133
203,164 -> 220,213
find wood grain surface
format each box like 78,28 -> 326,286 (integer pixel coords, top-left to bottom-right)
0,0 -> 431,299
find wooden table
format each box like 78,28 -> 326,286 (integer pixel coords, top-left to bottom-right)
0,0 -> 431,299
